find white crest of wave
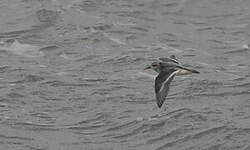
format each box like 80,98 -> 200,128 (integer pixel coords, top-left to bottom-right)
0,40 -> 44,57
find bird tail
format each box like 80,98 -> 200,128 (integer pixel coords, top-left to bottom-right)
178,65 -> 200,74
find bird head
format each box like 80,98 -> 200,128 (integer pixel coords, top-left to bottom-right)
144,62 -> 160,73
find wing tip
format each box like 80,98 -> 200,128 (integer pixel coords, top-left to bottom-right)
156,96 -> 165,108
169,55 -> 177,60
181,67 -> 200,74
157,102 -> 163,108
190,69 -> 200,74
158,55 -> 179,64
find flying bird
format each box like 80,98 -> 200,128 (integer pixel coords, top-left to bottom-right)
144,55 -> 199,108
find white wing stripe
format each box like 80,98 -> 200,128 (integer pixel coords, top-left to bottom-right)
159,70 -> 179,93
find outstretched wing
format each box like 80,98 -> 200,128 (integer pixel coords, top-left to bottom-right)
159,55 -> 179,64
155,69 -> 179,108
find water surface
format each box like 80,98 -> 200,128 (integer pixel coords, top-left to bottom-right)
0,0 -> 250,150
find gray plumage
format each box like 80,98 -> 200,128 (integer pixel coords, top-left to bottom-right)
144,55 -> 199,108
159,55 -> 179,64
155,68 -> 179,108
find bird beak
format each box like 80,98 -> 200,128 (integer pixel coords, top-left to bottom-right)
144,65 -> 151,70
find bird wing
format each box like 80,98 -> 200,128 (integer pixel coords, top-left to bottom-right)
161,61 -> 200,74
155,69 -> 179,108
159,55 -> 179,64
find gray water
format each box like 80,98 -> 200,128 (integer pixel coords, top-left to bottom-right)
0,0 -> 250,150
